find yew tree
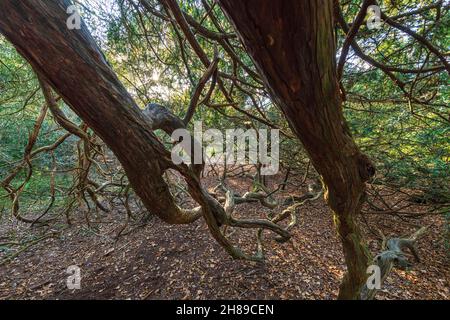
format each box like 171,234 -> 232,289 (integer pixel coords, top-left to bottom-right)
3,0 -> 444,299
216,0 -> 378,299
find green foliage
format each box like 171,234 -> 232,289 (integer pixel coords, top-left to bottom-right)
0,0 -> 449,215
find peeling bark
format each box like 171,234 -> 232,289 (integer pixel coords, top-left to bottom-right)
0,0 -> 198,225
0,0 -> 290,262
217,0 -> 375,299
0,0 -> 378,298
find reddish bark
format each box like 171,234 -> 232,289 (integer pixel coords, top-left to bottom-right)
0,0 -> 376,298
217,0 -> 375,299
0,0 -> 199,224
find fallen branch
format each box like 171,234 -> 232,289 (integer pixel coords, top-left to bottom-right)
361,226 -> 428,300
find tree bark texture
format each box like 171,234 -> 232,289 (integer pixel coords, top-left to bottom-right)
0,0 -> 292,263
0,0 -> 201,224
217,0 -> 375,299
0,0 -> 376,298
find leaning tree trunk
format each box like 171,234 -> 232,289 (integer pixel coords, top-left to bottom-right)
0,0 -> 290,262
0,0 -> 376,299
217,0 -> 375,299
0,0 -> 201,225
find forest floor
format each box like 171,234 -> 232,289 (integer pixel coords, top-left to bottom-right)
0,174 -> 448,300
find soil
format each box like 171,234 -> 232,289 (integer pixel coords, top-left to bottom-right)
0,174 -> 448,300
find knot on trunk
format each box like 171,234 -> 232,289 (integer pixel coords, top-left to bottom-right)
357,153 -> 375,182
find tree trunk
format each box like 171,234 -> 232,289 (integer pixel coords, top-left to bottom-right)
217,0 -> 375,299
0,0 -> 201,225
0,0 -> 290,263
0,0 -> 376,298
